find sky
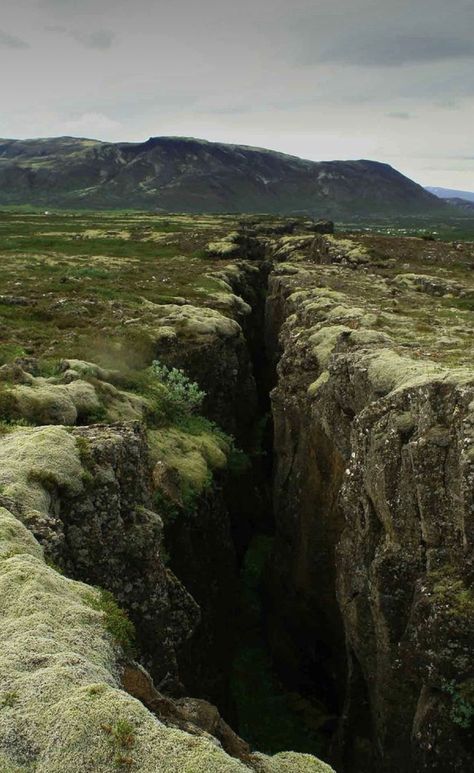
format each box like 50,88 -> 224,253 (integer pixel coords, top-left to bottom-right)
0,0 -> 473,188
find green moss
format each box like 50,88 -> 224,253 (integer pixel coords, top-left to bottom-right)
252,752 -> 335,773
0,425 -> 84,515
85,588 -> 136,657
149,426 -> 229,501
442,679 -> 474,729
430,568 -> 474,619
0,753 -> 33,772
0,344 -> 26,366
75,435 -> 94,466
0,387 -> 20,421
0,690 -> 19,708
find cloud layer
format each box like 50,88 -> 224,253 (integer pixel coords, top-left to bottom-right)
0,0 -> 472,188
0,29 -> 28,49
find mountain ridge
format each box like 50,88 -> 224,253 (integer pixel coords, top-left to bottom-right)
0,134 -> 447,216
426,185 -> 474,203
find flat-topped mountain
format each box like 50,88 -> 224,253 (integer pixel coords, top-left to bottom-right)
0,135 -> 446,216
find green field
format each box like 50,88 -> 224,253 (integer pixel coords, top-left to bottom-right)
340,214 -> 474,242
0,210 -> 242,368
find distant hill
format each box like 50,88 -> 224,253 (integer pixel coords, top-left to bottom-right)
426,186 -> 474,203
0,135 -> 448,216
443,197 -> 474,213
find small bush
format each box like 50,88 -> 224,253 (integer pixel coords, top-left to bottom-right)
150,360 -> 206,416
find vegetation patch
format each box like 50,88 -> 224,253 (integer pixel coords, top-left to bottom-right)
85,588 -> 136,657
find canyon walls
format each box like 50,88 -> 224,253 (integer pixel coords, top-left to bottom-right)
264,235 -> 474,772
0,216 -> 472,772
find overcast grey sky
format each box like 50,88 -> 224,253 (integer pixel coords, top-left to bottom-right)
1,0 -> 473,187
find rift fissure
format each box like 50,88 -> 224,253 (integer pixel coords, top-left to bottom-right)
167,255 -> 341,761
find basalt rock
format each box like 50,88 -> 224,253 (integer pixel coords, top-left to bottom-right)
265,237 -> 474,773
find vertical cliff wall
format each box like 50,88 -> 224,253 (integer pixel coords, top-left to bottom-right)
264,237 -> 474,773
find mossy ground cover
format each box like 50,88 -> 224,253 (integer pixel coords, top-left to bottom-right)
305,233 -> 474,367
0,211 -> 240,365
339,215 -> 474,242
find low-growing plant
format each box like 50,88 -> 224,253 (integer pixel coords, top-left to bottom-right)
0,691 -> 18,709
37,358 -> 61,378
0,418 -> 34,436
0,344 -> 26,366
0,389 -> 19,422
101,718 -> 136,769
227,447 -> 252,476
153,479 -> 206,523
150,360 -> 206,416
81,404 -> 108,424
443,679 -> 474,729
85,588 -> 136,657
27,469 -> 58,491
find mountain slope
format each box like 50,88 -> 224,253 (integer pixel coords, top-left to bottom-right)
0,135 -> 446,216
426,186 -> 474,203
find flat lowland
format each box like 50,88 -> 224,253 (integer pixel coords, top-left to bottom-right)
0,210 -> 472,371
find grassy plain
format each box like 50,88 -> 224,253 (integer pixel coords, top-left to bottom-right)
0,210 -> 240,368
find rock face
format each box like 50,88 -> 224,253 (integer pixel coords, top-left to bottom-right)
0,420 -> 335,773
265,236 -> 474,773
0,501 -> 335,773
0,422 -> 199,693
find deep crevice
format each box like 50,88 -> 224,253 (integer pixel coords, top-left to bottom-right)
208,260 -> 340,761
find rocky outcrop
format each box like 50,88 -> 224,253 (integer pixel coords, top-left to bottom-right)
0,423 -> 199,692
0,418 -> 335,772
0,500 -> 335,772
265,241 -> 474,772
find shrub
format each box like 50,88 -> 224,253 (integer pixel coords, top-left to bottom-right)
150,360 -> 205,416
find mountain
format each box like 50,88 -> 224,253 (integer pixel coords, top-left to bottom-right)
0,135 -> 447,216
426,186 -> 474,203
443,197 -> 474,213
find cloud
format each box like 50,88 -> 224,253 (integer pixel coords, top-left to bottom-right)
0,30 -> 29,49
319,35 -> 474,67
46,25 -> 115,50
73,29 -> 115,50
387,111 -> 412,120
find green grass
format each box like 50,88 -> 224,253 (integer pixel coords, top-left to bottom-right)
338,215 -> 474,242
85,588 -> 136,657
0,210 -> 237,364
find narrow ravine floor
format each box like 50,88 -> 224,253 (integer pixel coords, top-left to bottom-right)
230,533 -> 335,757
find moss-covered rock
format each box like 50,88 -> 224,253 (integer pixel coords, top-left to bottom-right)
0,502 -> 333,771
266,239 -> 474,773
149,426 -> 230,503
251,751 -> 335,773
